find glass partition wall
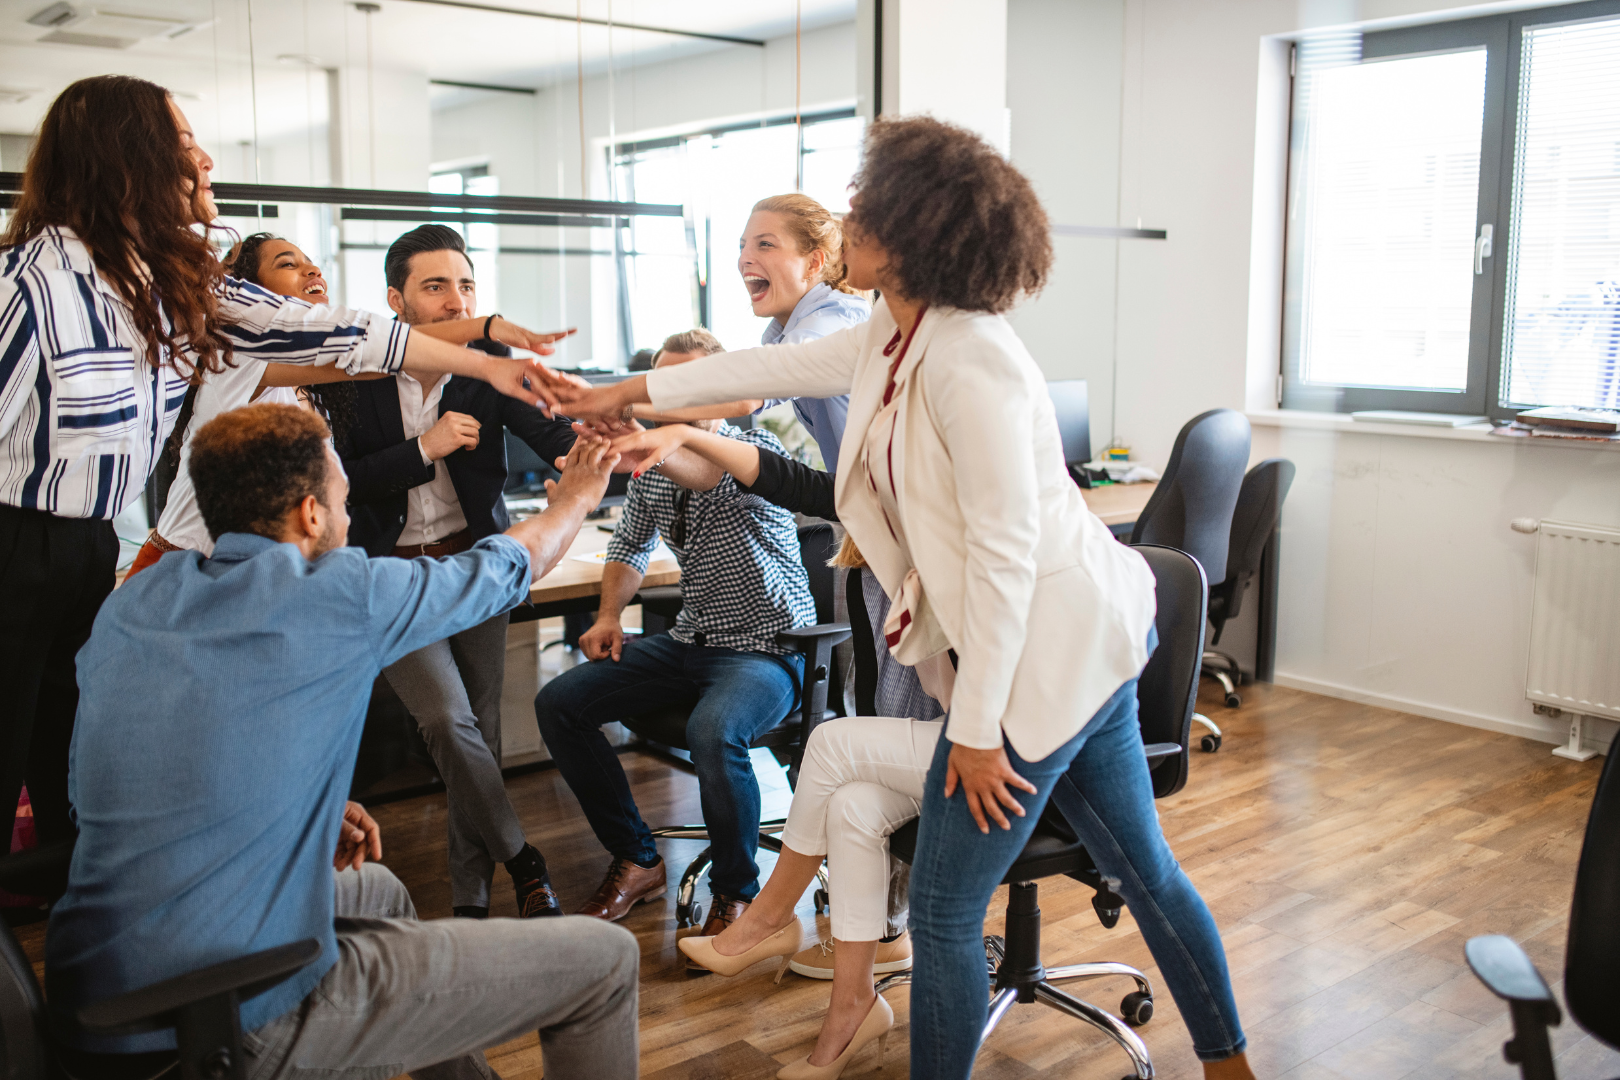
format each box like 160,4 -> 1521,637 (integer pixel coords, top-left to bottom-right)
0,0 -> 862,370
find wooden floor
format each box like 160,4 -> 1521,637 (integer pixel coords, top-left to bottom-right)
15,682 -> 1617,1078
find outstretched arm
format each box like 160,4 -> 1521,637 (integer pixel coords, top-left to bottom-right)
503,436 -> 619,583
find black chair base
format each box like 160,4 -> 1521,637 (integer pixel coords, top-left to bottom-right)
873,879 -> 1157,1079
647,819 -> 830,928
1201,649 -> 1245,709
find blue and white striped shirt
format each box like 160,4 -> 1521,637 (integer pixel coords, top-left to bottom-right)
0,227 -> 411,519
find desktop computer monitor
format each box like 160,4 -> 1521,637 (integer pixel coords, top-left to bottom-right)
1047,379 -> 1091,467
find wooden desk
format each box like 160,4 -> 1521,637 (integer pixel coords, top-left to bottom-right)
1081,480 -> 1156,526
517,524 -> 681,621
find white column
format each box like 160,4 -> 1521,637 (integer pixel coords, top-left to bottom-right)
859,0 -> 1010,153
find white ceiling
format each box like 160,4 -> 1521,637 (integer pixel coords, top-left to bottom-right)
0,0 -> 856,148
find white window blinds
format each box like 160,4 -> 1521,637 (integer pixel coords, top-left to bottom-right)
1501,16 -> 1620,410
1296,49 -> 1487,392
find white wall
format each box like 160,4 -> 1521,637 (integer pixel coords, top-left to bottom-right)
1007,0 -> 1619,750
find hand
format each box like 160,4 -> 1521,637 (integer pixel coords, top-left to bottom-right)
579,617 -> 625,661
421,411 -> 480,460
603,423 -> 693,478
484,354 -> 584,412
334,800 -> 382,871
543,433 -> 619,511
943,743 -> 1039,834
490,320 -> 576,356
567,421 -> 645,473
551,376 -> 644,421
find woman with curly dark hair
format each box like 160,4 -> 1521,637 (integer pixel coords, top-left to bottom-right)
0,76 -> 574,843
555,116 -> 1253,1080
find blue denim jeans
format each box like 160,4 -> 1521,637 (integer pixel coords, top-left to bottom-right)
907,644 -> 1246,1076
534,633 -> 801,899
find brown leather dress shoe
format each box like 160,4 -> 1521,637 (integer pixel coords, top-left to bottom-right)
576,858 -> 667,921
687,894 -> 751,971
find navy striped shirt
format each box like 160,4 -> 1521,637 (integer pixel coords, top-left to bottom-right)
0,226 -> 411,519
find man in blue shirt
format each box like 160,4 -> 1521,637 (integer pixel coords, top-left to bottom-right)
48,403 -> 637,1080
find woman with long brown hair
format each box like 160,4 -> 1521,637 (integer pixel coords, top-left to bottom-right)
0,75 -> 568,846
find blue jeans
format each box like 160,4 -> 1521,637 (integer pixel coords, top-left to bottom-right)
908,653 -> 1246,1075
534,633 -> 802,899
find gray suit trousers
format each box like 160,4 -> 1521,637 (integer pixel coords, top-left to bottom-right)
383,611 -> 527,908
244,864 -> 639,1080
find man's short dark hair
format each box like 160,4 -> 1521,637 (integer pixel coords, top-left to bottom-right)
384,224 -> 471,292
190,404 -> 333,541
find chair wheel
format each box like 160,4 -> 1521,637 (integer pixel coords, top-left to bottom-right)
1120,991 -> 1154,1027
682,902 -> 703,929
1224,692 -> 1242,708
814,888 -> 829,914
1201,734 -> 1222,753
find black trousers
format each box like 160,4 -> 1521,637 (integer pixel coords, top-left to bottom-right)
0,505 -> 119,846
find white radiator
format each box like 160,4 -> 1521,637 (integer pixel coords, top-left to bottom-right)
1523,519 -> 1620,759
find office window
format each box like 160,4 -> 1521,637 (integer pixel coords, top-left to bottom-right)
1282,1 -> 1620,417
1501,16 -> 1620,409
430,164 -> 500,317
613,110 -> 864,359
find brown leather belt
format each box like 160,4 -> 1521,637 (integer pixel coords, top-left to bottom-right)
391,528 -> 473,559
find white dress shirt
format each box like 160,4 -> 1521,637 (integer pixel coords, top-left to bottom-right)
394,370 -> 468,547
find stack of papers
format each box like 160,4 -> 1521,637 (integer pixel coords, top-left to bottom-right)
571,542 -> 675,566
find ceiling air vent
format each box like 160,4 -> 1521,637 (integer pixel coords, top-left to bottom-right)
31,6 -> 199,49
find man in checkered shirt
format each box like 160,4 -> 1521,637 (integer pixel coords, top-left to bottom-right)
536,329 -> 815,942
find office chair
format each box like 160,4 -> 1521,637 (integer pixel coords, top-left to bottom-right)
1200,459 -> 1294,717
874,544 -> 1208,1080
620,522 -> 852,928
1130,408 -> 1250,752
0,846 -> 321,1080
1466,745 -> 1619,1080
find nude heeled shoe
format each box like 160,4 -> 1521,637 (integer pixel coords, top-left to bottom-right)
677,920 -> 803,982
777,993 -> 894,1080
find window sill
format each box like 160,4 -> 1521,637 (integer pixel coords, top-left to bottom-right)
1246,409 -> 1620,452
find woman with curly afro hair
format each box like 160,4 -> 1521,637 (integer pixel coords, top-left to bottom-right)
557,116 -> 1253,1080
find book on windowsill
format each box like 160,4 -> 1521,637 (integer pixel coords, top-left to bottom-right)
1491,421 -> 1620,443
1514,406 -> 1620,434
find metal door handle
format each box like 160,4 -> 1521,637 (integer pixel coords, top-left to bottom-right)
1475,223 -> 1494,275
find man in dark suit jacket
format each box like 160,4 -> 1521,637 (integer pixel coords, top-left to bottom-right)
344,224 -> 578,920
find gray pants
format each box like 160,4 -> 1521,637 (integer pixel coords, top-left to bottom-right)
244,864 -> 639,1080
384,612 -> 527,908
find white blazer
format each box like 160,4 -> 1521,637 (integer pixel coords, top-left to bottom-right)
648,299 -> 1156,762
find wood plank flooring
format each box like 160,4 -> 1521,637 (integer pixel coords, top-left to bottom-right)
14,682 -> 1617,1078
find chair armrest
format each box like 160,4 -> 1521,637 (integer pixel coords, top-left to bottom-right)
80,938 -> 323,1035
772,622 -> 853,785
1466,936 -> 1559,1013
1142,742 -> 1182,763
775,622 -> 853,650
633,585 -> 683,622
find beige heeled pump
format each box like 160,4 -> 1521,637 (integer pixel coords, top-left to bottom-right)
776,993 -> 895,1080
677,920 -> 803,982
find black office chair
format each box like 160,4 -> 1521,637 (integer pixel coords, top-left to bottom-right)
874,544 -> 1208,1080
620,522 -> 852,927
1130,408 -> 1250,752
1466,746 -> 1620,1080
0,846 -> 321,1080
1201,459 -> 1295,716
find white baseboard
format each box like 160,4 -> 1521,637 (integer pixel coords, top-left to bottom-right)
1272,672 -> 1568,746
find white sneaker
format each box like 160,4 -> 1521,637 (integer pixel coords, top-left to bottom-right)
787,931 -> 913,980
